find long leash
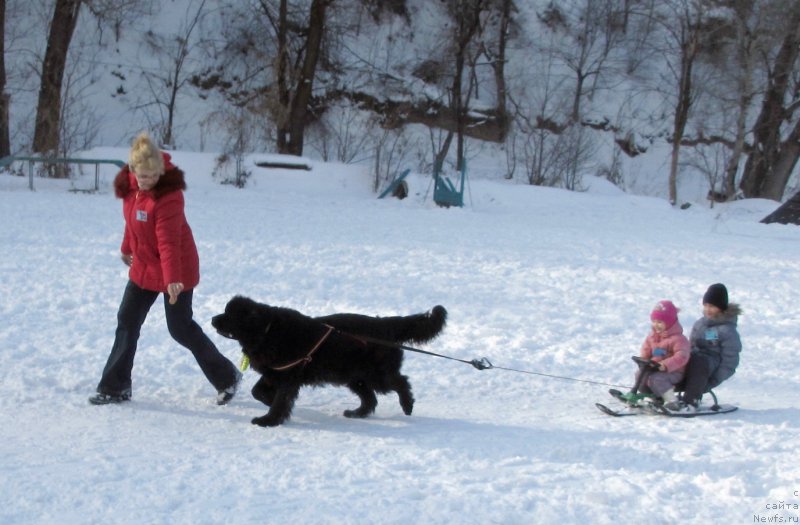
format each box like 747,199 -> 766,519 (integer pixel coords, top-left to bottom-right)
352,334 -> 631,390
478,359 -> 631,390
352,333 -> 489,368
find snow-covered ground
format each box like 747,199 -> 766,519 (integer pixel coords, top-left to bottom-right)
1,151 -> 798,525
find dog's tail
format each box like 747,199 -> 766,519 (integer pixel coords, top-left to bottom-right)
407,305 -> 447,344
319,305 -> 447,345
379,305 -> 447,345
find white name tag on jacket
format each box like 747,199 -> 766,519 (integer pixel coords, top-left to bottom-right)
136,210 -> 148,222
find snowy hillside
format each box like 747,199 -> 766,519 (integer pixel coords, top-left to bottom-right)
10,0 -> 791,205
0,152 -> 798,524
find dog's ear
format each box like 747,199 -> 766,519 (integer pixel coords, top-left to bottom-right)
231,296 -> 274,334
226,295 -> 250,314
241,303 -> 264,331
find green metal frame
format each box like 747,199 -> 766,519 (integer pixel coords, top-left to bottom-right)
378,169 -> 411,199
0,155 -> 126,191
433,161 -> 466,208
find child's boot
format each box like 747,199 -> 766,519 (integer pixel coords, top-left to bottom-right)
660,388 -> 676,406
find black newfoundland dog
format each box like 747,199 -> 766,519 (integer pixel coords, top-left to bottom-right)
211,296 -> 447,427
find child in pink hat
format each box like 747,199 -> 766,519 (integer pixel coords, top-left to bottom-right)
635,300 -> 691,404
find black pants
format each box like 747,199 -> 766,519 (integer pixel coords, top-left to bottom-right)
680,353 -> 713,405
96,280 -> 237,396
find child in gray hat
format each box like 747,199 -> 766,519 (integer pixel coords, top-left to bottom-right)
664,283 -> 742,414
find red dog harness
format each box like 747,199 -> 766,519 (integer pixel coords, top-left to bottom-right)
270,324 -> 335,371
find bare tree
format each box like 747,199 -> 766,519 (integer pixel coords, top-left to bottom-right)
57,38 -> 101,159
274,0 -> 291,153
453,0 -> 486,171
667,5 -> 699,205
507,38 -> 573,187
204,0 -> 331,156
530,1 -> 625,189
30,0 -> 149,158
482,0 -> 512,137
739,3 -> 800,201
32,0 -> 82,156
372,126 -> 413,193
136,0 -> 208,148
277,0 -> 331,156
311,100 -> 375,163
0,0 -> 9,158
427,0 -> 488,174
542,1 -> 625,124
653,0 -> 705,206
718,0 -> 762,200
682,143 -> 727,206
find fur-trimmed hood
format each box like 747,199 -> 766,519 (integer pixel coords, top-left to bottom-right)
694,302 -> 742,330
113,153 -> 186,200
715,303 -> 742,325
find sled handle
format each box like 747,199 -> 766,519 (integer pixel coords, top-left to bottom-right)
631,356 -> 660,370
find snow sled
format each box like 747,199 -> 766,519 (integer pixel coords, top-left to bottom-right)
596,356 -> 738,418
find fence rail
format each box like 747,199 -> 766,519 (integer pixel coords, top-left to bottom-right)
0,155 -> 125,191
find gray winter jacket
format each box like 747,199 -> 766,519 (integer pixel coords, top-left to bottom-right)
689,303 -> 742,389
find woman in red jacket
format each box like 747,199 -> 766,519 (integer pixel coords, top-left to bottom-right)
89,132 -> 241,405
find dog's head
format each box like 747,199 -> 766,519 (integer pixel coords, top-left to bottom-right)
212,296 -> 274,347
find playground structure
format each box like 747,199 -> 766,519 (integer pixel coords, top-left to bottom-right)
379,162 -> 467,208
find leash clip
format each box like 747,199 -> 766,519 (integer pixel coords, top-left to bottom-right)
470,357 -> 493,370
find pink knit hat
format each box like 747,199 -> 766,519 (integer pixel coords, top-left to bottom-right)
650,300 -> 678,328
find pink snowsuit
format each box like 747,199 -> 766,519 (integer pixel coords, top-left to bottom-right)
637,321 -> 691,396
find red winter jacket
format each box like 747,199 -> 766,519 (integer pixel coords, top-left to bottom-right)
113,156 -> 200,293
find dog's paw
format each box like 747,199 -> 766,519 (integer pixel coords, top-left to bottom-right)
343,408 -> 370,419
251,415 -> 281,427
400,393 -> 414,415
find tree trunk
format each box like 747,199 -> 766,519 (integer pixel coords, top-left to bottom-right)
668,31 -> 696,205
722,33 -> 751,198
32,0 -> 82,156
722,88 -> 749,199
452,0 -> 484,171
433,130 -> 454,174
276,0 -> 290,153
739,8 -> 800,200
453,25 -> 465,170
284,0 -> 329,156
491,0 -> 510,141
762,118 -> 800,199
719,1 -> 756,200
162,0 -> 206,149
0,0 -> 9,158
163,69 -> 178,148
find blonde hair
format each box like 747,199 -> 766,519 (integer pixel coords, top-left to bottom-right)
129,132 -> 164,174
